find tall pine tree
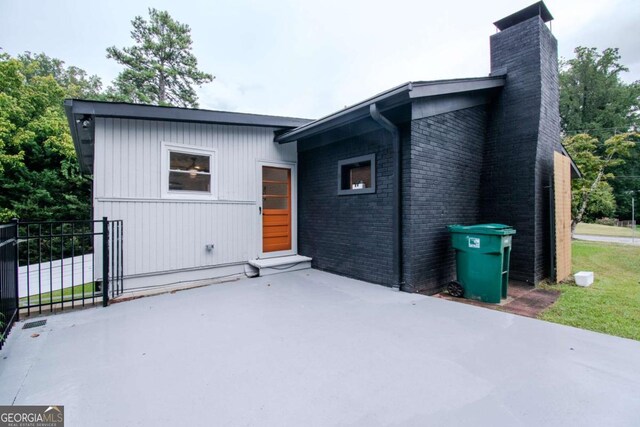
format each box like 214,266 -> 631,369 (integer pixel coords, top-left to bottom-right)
106,8 -> 214,108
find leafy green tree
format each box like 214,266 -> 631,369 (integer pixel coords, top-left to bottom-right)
564,133 -> 636,230
0,53 -> 92,222
17,52 -> 104,99
560,47 -> 639,137
106,8 -> 214,108
559,47 -> 640,220
611,143 -> 640,218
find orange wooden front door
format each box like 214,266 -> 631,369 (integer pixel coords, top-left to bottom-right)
262,166 -> 291,253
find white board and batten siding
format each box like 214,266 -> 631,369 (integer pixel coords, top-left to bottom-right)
93,118 -> 297,289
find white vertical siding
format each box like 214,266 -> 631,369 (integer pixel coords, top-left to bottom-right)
93,118 -> 297,280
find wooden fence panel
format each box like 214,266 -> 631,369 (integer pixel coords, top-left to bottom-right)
554,152 -> 572,282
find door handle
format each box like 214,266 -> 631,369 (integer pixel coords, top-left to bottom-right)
259,206 -> 262,215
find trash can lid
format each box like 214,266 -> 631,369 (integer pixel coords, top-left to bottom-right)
447,223 -> 516,235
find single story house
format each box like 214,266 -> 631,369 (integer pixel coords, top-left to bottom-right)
65,1 -> 578,293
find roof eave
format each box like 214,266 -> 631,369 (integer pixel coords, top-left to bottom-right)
64,99 -> 314,175
64,100 -> 93,174
276,76 -> 505,144
275,83 -> 413,144
560,144 -> 582,179
409,77 -> 505,98
64,99 -> 313,129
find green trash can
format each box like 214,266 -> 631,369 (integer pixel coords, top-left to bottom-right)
447,224 -> 516,303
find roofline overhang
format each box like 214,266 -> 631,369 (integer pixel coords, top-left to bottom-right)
64,99 -> 312,128
275,76 -> 505,144
64,99 -> 313,174
64,102 -> 89,173
560,144 -> 582,179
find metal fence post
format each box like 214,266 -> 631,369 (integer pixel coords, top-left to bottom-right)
102,217 -> 109,307
12,218 -> 19,321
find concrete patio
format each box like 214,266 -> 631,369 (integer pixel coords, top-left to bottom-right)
1,269 -> 639,426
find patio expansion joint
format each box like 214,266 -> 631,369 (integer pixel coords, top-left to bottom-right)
11,353 -> 36,405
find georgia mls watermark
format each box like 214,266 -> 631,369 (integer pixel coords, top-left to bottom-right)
0,406 -> 64,427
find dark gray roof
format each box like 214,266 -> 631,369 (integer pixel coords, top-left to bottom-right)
275,76 -> 505,144
64,99 -> 312,174
493,1 -> 553,31
64,99 -> 311,128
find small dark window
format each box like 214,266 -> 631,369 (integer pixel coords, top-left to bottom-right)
337,154 -> 376,195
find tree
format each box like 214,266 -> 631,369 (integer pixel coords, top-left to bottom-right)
560,47 -> 639,138
560,47 -> 640,220
564,133 -> 637,231
106,8 -> 214,108
0,53 -> 92,221
610,142 -> 640,219
17,52 -> 104,99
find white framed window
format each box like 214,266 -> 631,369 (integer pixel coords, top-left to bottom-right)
161,142 -> 218,199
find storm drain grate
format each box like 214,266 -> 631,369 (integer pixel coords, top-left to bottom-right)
22,320 -> 47,329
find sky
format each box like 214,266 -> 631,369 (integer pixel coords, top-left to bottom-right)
1,0 -> 638,119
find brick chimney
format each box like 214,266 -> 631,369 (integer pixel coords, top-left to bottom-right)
480,1 -> 560,284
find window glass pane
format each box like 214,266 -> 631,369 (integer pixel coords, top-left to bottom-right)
170,152 -> 210,173
263,183 -> 288,196
263,197 -> 288,209
350,165 -> 371,189
263,167 -> 288,182
169,171 -> 210,192
341,161 -> 371,190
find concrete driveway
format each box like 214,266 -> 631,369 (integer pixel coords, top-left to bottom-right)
1,269 -> 639,426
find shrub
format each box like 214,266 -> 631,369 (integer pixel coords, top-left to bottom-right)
595,217 -> 618,226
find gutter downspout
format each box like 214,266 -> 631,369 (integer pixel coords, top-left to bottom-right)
369,103 -> 403,291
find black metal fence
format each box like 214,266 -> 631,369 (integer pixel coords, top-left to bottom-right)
15,218 -> 124,315
0,223 -> 19,350
1,218 -> 124,347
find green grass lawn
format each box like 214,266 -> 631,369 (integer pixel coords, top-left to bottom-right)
575,222 -> 637,237
540,241 -> 640,341
19,282 -> 97,307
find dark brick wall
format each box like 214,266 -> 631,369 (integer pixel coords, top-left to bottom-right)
297,15 -> 560,290
297,129 -> 397,286
403,106 -> 487,293
481,16 -> 558,283
535,19 -> 561,281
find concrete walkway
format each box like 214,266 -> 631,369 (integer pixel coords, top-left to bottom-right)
574,234 -> 640,245
1,269 -> 639,426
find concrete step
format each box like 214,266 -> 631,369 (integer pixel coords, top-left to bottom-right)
247,255 -> 312,276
